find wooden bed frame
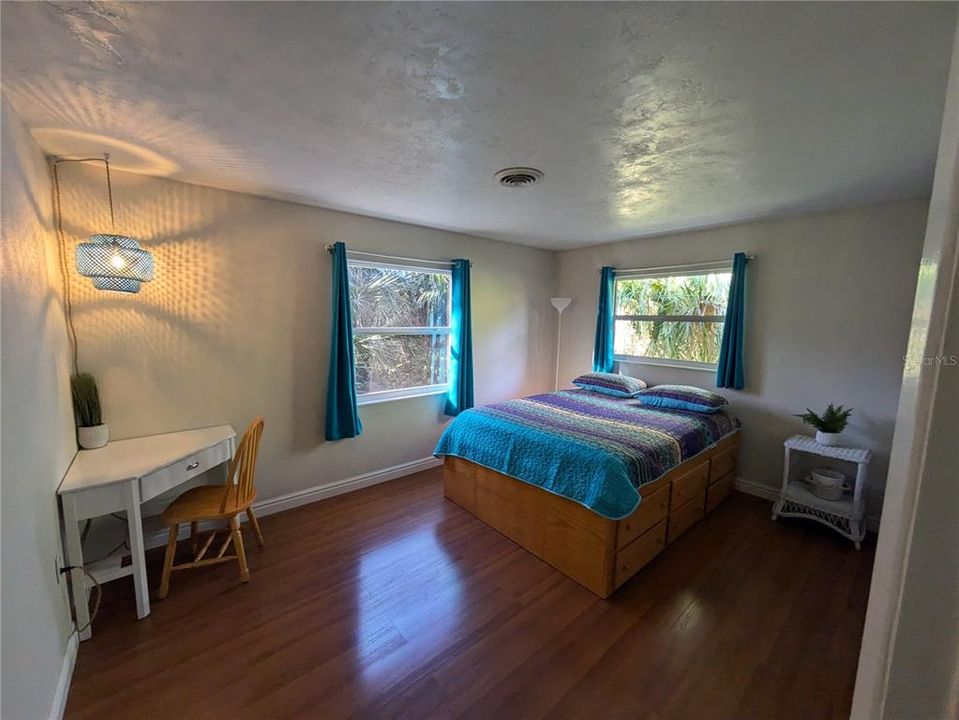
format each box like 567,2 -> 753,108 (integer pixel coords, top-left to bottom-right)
443,431 -> 740,598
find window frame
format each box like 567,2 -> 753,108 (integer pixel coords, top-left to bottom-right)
612,262 -> 732,371
347,258 -> 453,405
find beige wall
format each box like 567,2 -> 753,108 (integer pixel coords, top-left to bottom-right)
556,200 -> 929,515
53,162 -> 557,503
1,96 -> 77,718
53,156 -> 928,521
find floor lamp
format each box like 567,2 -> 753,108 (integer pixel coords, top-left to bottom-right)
551,297 -> 572,390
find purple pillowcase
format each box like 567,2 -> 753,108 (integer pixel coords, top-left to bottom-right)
571,372 -> 647,398
636,385 -> 728,413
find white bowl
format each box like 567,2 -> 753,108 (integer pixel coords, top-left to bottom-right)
808,468 -> 847,500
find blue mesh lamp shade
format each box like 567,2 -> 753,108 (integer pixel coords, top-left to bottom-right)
76,233 -> 154,293
66,154 -> 154,294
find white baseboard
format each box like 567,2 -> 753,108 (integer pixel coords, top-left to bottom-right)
254,456 -> 442,518
49,631 -> 78,720
143,456 -> 442,550
734,476 -> 780,502
734,476 -> 880,532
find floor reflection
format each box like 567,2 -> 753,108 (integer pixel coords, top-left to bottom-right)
354,525 -> 464,688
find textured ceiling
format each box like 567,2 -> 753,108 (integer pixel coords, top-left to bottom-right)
2,2 -> 955,249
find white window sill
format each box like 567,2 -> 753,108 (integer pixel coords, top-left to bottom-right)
615,355 -> 717,373
356,384 -> 448,406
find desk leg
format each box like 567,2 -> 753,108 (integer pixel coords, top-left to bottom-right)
60,494 -> 91,641
125,481 -> 151,619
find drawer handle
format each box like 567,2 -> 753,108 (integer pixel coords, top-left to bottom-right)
186,460 -> 200,471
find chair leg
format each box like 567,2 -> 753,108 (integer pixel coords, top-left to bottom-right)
246,507 -> 265,547
230,515 -> 250,583
158,524 -> 179,599
190,521 -> 198,554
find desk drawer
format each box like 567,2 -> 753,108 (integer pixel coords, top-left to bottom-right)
140,442 -> 232,503
668,495 -> 705,544
671,460 -> 708,509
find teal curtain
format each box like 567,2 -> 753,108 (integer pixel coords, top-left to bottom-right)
325,242 -> 362,440
716,252 -> 749,389
444,259 -> 474,417
592,266 -> 616,372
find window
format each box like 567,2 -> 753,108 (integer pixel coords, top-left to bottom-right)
613,267 -> 732,368
348,261 -> 451,403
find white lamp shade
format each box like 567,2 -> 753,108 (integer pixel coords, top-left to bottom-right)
550,297 -> 572,313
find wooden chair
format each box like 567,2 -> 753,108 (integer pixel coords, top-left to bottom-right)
158,417 -> 265,599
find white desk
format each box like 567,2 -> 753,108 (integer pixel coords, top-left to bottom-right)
58,425 -> 236,640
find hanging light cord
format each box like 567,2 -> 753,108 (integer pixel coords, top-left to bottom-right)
103,155 -> 116,229
50,154 -> 115,634
51,153 -> 115,374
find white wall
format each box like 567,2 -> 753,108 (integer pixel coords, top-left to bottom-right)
556,200 -> 928,514
1,96 -> 77,718
52,162 -> 557,503
853,21 -> 959,720
884,273 -> 959,719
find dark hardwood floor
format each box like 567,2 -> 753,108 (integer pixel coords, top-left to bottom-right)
66,468 -> 874,719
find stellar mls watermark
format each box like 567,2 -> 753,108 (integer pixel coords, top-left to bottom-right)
903,354 -> 958,371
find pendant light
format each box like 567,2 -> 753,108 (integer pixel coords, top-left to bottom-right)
71,154 -> 154,293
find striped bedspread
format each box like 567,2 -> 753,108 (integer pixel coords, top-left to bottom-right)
434,389 -> 740,520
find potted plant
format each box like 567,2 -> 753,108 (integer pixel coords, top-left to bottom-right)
71,372 -> 109,449
795,404 -> 853,447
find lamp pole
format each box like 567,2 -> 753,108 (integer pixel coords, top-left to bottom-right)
550,298 -> 572,391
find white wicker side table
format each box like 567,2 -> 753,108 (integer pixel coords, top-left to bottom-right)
772,434 -> 871,549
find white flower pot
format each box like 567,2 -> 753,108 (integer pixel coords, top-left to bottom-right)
78,424 -> 109,449
815,430 -> 842,447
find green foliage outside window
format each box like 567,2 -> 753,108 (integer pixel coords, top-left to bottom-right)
614,273 -> 731,364
349,266 -> 450,394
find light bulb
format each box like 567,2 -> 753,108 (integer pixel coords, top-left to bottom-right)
110,254 -> 127,270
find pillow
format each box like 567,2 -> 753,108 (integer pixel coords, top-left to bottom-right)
636,384 -> 728,413
571,372 -> 647,398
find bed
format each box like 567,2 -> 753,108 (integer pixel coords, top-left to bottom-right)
434,389 -> 741,597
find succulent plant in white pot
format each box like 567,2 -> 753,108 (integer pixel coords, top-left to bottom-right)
795,404 -> 853,447
71,372 -> 109,449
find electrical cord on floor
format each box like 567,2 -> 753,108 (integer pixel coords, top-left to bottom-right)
83,538 -> 130,565
60,564 -> 102,635
68,512 -> 128,633
80,512 -> 130,567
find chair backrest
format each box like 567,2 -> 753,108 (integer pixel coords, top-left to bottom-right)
220,417 -> 265,514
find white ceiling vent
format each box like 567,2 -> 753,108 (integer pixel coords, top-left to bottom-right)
494,167 -> 544,188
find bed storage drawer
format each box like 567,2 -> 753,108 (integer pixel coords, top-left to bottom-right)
671,460 -> 708,509
709,443 -> 739,484
614,520 -> 667,589
667,495 -> 705,544
706,471 -> 735,514
617,484 -> 669,549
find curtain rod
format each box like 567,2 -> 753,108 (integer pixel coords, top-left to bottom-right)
607,256 -> 755,274
324,245 -> 472,268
